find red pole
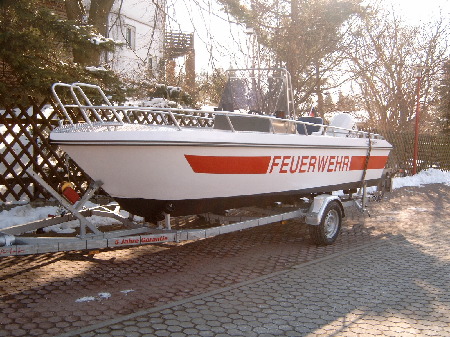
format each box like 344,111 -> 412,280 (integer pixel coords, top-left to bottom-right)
412,74 -> 422,175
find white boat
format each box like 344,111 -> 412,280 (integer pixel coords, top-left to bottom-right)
50,69 -> 392,221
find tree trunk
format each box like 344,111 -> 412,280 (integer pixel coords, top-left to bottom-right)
65,0 -> 86,64
88,0 -> 115,37
315,61 -> 324,119
65,0 -> 115,66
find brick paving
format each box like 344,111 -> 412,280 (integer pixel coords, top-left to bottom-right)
0,184 -> 449,337
65,237 -> 450,337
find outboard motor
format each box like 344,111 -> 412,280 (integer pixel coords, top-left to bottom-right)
327,113 -> 358,137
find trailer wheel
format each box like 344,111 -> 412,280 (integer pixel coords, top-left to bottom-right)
310,201 -> 342,245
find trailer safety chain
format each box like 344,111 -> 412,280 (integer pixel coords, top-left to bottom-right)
361,133 -> 372,186
355,135 -> 373,216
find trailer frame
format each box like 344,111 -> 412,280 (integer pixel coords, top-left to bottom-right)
0,170 -> 382,257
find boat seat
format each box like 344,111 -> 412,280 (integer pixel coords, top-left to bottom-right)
213,114 -> 272,132
297,117 -> 323,135
214,114 -> 296,134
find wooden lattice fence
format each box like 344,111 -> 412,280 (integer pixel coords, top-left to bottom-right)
0,97 -> 92,203
1,98 -> 448,204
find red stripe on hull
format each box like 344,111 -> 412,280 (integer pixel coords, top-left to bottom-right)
185,155 -> 272,174
349,156 -> 389,170
185,155 -> 389,174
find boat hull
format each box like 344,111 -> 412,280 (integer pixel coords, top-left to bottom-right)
51,126 -> 391,220
114,179 -> 381,220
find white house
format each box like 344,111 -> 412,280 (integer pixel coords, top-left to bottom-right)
86,0 -> 166,79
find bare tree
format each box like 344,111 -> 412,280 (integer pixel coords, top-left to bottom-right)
346,7 -> 448,132
436,59 -> 450,134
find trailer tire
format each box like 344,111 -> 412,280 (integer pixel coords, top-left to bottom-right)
309,200 -> 342,245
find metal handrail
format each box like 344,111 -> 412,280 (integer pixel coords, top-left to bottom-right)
52,82 -> 384,140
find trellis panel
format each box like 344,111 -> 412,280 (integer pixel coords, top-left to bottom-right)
0,97 -> 91,202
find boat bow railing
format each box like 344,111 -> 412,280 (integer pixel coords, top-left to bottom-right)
52,83 -> 126,129
52,83 -> 216,131
51,82 -> 384,140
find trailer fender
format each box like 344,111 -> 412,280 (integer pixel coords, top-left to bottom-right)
305,195 -> 344,226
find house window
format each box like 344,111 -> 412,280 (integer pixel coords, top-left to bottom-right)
125,25 -> 136,50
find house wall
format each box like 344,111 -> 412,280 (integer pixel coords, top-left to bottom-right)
105,0 -> 166,80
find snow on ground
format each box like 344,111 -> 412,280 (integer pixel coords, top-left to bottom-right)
0,169 -> 448,233
392,168 -> 450,189
75,290 -> 132,303
0,201 -> 129,233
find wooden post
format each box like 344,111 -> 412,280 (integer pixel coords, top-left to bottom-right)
185,49 -> 196,93
413,74 -> 422,175
166,59 -> 176,85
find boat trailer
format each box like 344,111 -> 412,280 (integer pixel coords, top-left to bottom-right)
0,170 -> 388,257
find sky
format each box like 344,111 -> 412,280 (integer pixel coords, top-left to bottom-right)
389,0 -> 449,22
166,0 -> 450,73
166,0 -> 249,72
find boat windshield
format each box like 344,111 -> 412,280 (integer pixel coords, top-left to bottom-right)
218,68 -> 295,118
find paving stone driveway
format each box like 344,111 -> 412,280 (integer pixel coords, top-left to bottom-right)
1,184 -> 449,337
64,238 -> 450,337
